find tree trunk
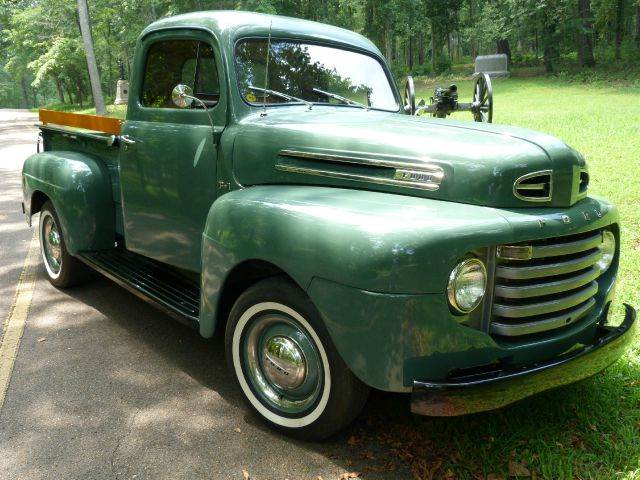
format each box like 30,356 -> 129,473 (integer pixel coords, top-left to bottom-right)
577,0 -> 596,67
542,10 -> 559,73
614,0 -> 625,60
496,38 -> 512,65
408,36 -> 414,70
63,82 -> 74,105
77,0 -> 106,114
418,31 -> 425,65
384,27 -> 392,64
20,76 -> 29,109
54,78 -> 65,103
431,24 -> 437,72
635,4 -> 640,48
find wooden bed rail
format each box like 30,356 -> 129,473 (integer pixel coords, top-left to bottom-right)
39,109 -> 123,135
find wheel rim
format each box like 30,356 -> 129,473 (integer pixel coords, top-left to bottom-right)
232,302 -> 331,428
242,312 -> 323,415
473,73 -> 493,123
40,212 -> 62,277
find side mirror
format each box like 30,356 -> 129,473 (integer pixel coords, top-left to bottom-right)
404,76 -> 416,115
171,84 -> 194,108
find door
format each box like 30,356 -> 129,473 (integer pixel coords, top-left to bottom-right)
120,31 -> 226,272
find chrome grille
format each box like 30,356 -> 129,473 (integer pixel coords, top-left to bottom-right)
491,230 -> 604,337
513,170 -> 552,202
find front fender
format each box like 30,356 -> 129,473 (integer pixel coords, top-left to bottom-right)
22,151 -> 115,254
199,185 -> 513,337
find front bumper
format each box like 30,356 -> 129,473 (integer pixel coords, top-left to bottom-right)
412,303 -> 636,416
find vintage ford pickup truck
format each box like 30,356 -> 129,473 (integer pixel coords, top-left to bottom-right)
22,11 -> 636,439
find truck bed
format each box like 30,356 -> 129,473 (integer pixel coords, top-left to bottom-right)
38,113 -> 123,236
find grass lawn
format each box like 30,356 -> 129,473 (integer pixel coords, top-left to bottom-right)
31,103 -> 127,119
369,76 -> 639,479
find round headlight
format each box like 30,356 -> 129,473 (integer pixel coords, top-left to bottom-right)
597,230 -> 616,272
447,258 -> 487,314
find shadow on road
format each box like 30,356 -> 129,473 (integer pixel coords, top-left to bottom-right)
6,260 -> 640,480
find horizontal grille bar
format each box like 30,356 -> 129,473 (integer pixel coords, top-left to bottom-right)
494,266 -> 601,299
490,298 -> 596,336
493,281 -> 598,318
531,232 -> 602,259
496,249 -> 602,280
516,183 -> 547,191
492,229 -> 606,337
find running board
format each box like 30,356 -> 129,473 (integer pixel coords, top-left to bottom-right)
78,250 -> 200,328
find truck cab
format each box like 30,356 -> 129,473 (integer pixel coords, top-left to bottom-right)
22,11 -> 636,440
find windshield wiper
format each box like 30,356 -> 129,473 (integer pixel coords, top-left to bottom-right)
248,86 -> 312,110
312,88 -> 369,110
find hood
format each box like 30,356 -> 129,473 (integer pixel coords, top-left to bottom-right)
232,107 -> 589,208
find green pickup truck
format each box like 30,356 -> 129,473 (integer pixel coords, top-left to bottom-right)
22,11 -> 636,439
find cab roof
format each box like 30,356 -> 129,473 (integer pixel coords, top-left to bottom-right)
140,10 -> 382,57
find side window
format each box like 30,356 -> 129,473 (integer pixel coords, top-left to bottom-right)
141,39 -> 220,109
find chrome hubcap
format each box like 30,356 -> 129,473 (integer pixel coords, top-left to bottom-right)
243,313 -> 322,414
42,215 -> 62,274
261,336 -> 307,390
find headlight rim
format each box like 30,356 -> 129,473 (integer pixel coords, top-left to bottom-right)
597,229 -> 616,273
447,257 -> 488,315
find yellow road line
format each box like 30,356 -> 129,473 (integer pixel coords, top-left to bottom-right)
0,231 -> 39,411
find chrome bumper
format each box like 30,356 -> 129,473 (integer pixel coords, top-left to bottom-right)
411,303 -> 636,416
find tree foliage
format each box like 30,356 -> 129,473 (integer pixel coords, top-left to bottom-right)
0,0 -> 639,107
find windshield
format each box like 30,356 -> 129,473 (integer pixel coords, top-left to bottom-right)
235,39 -> 399,111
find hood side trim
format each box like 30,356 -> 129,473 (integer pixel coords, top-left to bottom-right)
279,149 -> 443,173
275,162 -> 442,191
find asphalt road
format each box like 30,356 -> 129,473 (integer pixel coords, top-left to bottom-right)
0,110 -> 415,480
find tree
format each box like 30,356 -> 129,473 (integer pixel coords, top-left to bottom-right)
577,0 -> 596,67
77,0 -> 106,114
613,0 -> 626,59
424,0 -> 463,72
636,2 -> 640,48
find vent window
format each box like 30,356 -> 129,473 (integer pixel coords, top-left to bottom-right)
513,170 -> 552,202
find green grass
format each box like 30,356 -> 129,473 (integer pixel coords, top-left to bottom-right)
30,102 -> 127,119
379,76 -> 640,479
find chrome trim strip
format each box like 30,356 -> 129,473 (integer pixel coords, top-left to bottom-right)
481,246 -> 497,333
279,149 -> 444,175
494,266 -> 601,299
531,232 -> 602,259
496,249 -> 602,280
275,163 -> 442,191
513,169 -> 552,202
490,298 -> 596,336
493,281 -> 598,318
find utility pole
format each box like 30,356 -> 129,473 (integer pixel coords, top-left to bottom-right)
77,0 -> 106,115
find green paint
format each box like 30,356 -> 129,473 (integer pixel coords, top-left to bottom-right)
22,12 -> 633,399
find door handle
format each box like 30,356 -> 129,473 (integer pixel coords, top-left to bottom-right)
119,135 -> 137,145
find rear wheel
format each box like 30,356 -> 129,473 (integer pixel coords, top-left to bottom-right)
39,201 -> 89,288
225,277 -> 369,440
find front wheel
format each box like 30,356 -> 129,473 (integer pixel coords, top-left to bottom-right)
225,277 -> 369,440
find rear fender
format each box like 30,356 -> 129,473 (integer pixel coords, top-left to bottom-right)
22,151 -> 115,254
